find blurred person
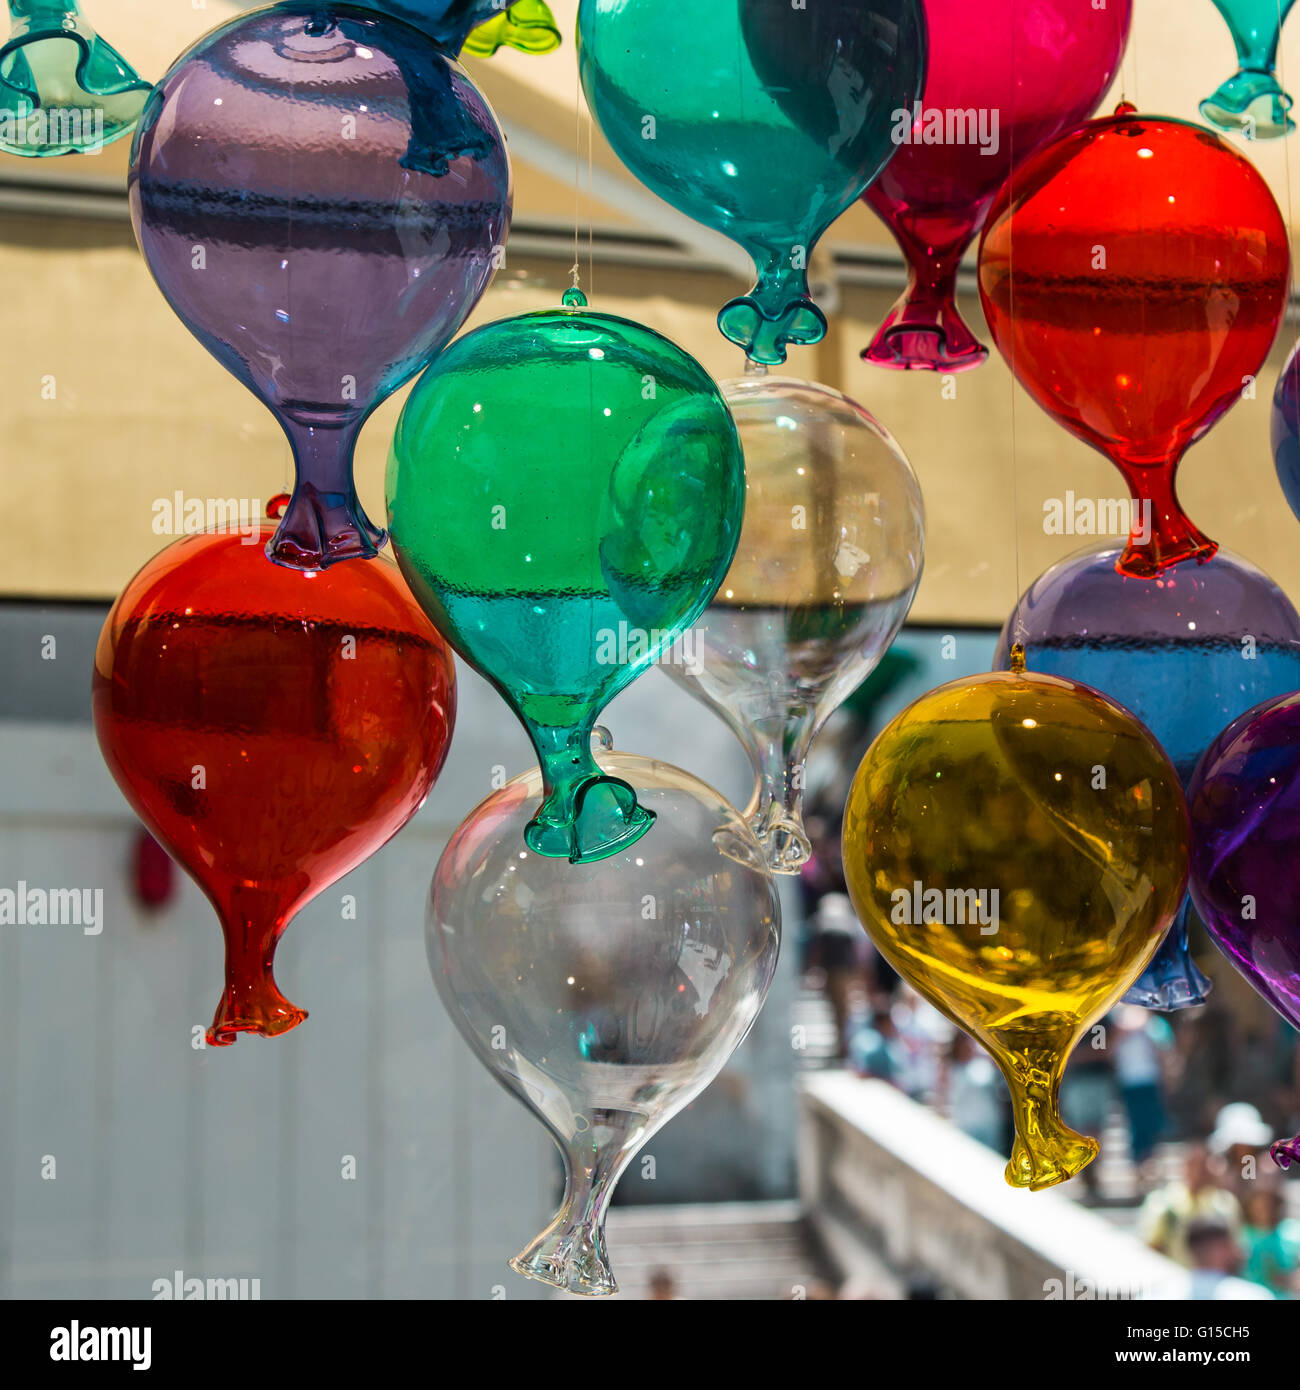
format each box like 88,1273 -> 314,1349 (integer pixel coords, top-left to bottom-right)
1209,1101 -> 1276,1197
847,1006 -> 910,1088
647,1268 -> 678,1301
890,987 -> 952,1102
1150,1215 -> 1273,1301
805,892 -> 863,1061
944,1032 -> 1005,1152
1240,1179 -> 1300,1298
1139,1141 -> 1240,1266
1060,1023 -> 1117,1205
1113,1005 -> 1174,1188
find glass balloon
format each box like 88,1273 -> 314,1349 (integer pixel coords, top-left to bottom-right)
429,744 -> 780,1296
93,510 -> 456,1045
387,290 -> 745,865
1270,337 -> 1300,524
1188,693 -> 1300,1167
1,0 -> 150,156
863,0 -> 1132,372
995,542 -> 1300,1009
979,106 -> 1291,577
1201,0 -> 1297,139
577,0 -> 925,366
661,372 -> 925,873
335,0 -> 561,56
129,4 -> 511,571
843,662 -> 1188,1190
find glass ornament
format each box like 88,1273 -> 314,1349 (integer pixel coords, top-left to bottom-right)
1270,337 -> 1300,523
661,372 -> 925,874
576,0 -> 926,366
1188,692 -> 1300,1167
842,657 -> 1188,1190
0,0 -> 150,157
978,106 -> 1290,577
387,290 -> 745,864
863,0 -> 1132,372
332,0 -> 561,56
429,741 -> 780,1296
996,542 -> 1300,1009
129,4 -> 511,572
1201,0 -> 1297,139
92,507 -> 456,1045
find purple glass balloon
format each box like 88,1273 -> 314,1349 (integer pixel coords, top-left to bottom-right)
129,4 -> 511,571
1270,338 -> 1300,525
1188,692 -> 1300,1168
996,541 -> 1300,1009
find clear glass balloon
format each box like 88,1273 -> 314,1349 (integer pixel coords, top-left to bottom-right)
843,659 -> 1189,1190
577,0 -> 926,365
995,542 -> 1300,1009
388,290 -> 745,865
1201,0 -> 1297,139
662,373 -> 925,874
428,741 -> 780,1296
0,0 -> 150,157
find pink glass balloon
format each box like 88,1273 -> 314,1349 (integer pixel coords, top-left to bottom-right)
863,0 -> 1132,372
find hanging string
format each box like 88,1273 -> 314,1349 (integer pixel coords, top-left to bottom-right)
1276,0 -> 1296,328
571,46 -> 582,293
1008,4 -> 1024,646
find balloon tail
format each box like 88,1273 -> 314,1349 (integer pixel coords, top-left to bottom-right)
267,417 -> 384,572
1113,457 -> 1217,578
718,255 -> 827,366
1271,1135 -> 1300,1170
1120,900 -> 1213,1010
996,1041 -> 1098,1190
863,240 -> 987,373
463,0 -> 562,57
523,724 -> 655,863
208,895 -> 306,1046
511,1119 -> 637,1297
739,712 -> 815,874
1200,10 -> 1293,140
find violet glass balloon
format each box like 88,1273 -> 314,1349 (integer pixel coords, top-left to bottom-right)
1188,692 -> 1300,1167
863,0 -> 1131,372
1270,338 -> 1300,523
129,4 -> 511,571
995,542 -> 1300,1009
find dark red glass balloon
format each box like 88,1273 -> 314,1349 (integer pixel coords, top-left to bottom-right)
979,107 -> 1290,577
863,0 -> 1132,372
93,513 -> 456,1044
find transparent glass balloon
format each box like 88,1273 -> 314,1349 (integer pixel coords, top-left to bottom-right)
428,738 -> 781,1296
843,657 -> 1188,1190
662,373 -> 925,874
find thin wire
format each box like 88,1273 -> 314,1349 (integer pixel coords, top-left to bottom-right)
588,96 -> 596,300
1008,6 -> 1023,643
1277,0 -> 1295,330
572,48 -> 582,291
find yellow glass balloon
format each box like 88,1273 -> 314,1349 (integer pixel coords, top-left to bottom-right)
842,656 -> 1188,1190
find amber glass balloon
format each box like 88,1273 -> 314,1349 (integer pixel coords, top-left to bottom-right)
843,661 -> 1188,1190
93,513 -> 455,1044
979,108 -> 1290,577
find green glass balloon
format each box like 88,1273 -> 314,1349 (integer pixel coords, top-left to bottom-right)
387,290 -> 745,863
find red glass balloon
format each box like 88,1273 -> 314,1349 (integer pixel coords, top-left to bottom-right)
979,107 -> 1290,577
93,508 -> 456,1044
863,0 -> 1132,372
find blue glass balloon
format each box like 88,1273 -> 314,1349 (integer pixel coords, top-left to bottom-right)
995,542 -> 1300,1009
1271,337 -> 1300,522
577,0 -> 926,366
1201,0 -> 1297,139
310,0 -> 561,56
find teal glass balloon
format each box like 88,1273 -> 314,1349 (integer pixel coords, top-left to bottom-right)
1,0 -> 150,157
1202,0 -> 1297,138
577,0 -> 926,366
387,290 -> 746,863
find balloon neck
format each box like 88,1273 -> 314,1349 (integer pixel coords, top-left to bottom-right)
718,256 -> 826,367
1201,69 -> 1295,140
524,724 -> 655,864
510,1114 -> 639,1297
993,1040 -> 1098,1191
1109,454 -> 1218,578
1120,900 -> 1214,1009
862,221 -> 988,372
208,889 -> 307,1046
267,416 -> 385,572
461,0 -> 562,58
742,713 -> 815,874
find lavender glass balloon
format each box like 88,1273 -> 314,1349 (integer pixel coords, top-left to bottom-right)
1188,693 -> 1300,1168
129,4 -> 511,571
1270,338 -> 1300,524
996,541 -> 1300,1009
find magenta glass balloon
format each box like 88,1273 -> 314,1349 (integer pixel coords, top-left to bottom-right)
1188,692 -> 1300,1168
129,4 -> 511,571
863,0 -> 1131,372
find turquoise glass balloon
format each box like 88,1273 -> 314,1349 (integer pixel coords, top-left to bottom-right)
577,0 -> 926,366
1202,0 -> 1297,139
387,291 -> 746,864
